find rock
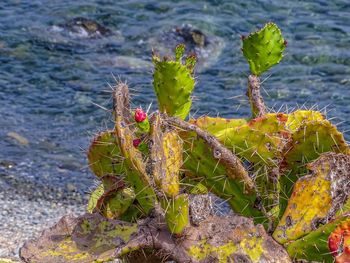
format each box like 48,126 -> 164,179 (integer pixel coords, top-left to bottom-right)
6,132 -> 29,146
148,24 -> 225,71
66,183 -> 76,192
55,17 -> 111,38
0,160 -> 15,169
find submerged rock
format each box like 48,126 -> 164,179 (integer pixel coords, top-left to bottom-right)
149,24 -> 225,71
53,17 -> 111,38
7,132 -> 29,146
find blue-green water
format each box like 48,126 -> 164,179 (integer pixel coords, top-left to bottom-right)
1,0 -> 350,194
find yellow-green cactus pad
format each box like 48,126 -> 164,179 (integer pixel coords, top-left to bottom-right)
153,44 -> 196,120
283,120 -> 348,169
285,110 -> 325,132
149,113 -> 182,197
161,194 -> 189,235
215,113 -> 288,165
242,22 -> 286,76
87,131 -> 125,178
274,153 -> 350,244
286,214 -> 350,263
189,116 -> 247,137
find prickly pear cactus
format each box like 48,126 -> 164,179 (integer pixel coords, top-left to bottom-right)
153,44 -> 196,120
20,22 -> 350,263
242,22 -> 286,76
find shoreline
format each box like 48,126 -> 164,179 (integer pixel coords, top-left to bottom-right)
0,172 -> 86,259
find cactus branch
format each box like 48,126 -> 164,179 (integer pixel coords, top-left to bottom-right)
247,74 -> 266,118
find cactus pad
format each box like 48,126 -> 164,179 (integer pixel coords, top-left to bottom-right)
242,22 -> 286,76
87,183 -> 105,213
148,113 -> 182,197
96,188 -> 135,219
274,153 -> 350,244
87,131 -> 125,178
166,116 -> 265,221
189,116 -> 247,137
285,110 -> 325,132
113,83 -> 156,215
161,194 -> 189,235
279,118 -> 349,216
215,113 -> 288,165
286,214 -> 350,263
153,45 -> 196,119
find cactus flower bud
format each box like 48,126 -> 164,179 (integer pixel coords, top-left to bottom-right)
133,138 -> 142,148
134,108 -> 147,123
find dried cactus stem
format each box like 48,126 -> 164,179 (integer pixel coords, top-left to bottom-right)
247,74 -> 266,118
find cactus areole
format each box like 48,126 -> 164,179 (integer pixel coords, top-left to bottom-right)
19,23 -> 350,263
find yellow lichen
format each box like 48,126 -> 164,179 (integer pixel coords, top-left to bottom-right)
41,238 -> 89,261
187,239 -> 237,263
241,236 -> 263,261
106,224 -> 138,242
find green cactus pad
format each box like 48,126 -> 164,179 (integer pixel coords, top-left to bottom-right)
242,22 -> 286,76
215,113 -> 288,165
97,188 -> 135,219
274,153 -> 350,244
153,45 -> 196,120
87,183 -> 105,213
161,194 -> 189,235
182,178 -> 208,195
166,116 -> 264,221
286,214 -> 350,263
283,119 -> 348,170
149,113 -> 182,197
87,131 -> 125,178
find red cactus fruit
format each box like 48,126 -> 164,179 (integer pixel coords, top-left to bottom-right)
133,138 -> 142,148
134,108 -> 147,123
328,219 -> 350,263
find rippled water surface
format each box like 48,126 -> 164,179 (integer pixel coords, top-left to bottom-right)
1,0 -> 350,193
